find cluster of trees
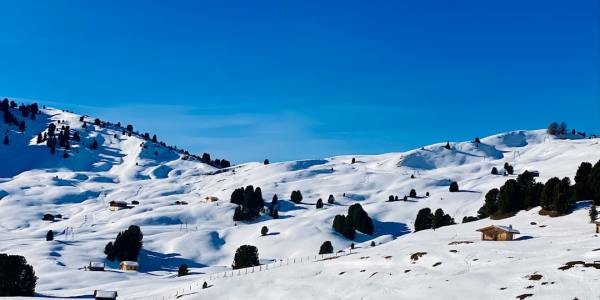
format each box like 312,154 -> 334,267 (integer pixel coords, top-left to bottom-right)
547,121 -> 568,136
478,161 -> 600,219
503,162 -> 514,175
0,253 -> 37,296
232,245 -> 259,269
414,208 -> 455,231
332,203 -> 374,239
231,186 -> 264,221
315,194 -> 335,208
290,190 -> 303,203
104,225 -> 143,262
200,152 -> 231,168
268,195 -> 279,218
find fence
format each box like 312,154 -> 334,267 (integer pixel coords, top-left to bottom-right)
123,249 -> 356,300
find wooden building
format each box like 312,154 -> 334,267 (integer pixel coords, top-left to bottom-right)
88,262 -> 105,271
476,225 -> 520,241
205,196 -> 219,203
109,201 -> 128,211
94,290 -> 117,300
120,261 -> 139,271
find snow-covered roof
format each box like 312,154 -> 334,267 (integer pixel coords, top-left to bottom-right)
89,262 -> 105,268
477,225 -> 520,234
121,261 -> 139,266
94,290 -> 117,298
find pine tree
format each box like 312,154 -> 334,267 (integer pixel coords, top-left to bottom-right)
202,281 -> 208,289
46,230 -> 54,241
573,162 -> 592,201
316,198 -> 323,209
232,245 -> 259,269
327,194 -> 335,204
291,190 -> 303,203
478,188 -> 499,218
152,134 -> 157,143
264,159 -> 269,165
0,254 -> 37,296
409,189 -> 417,197
261,226 -> 268,236
90,139 -> 98,150
444,141 -> 451,150
547,122 -> 559,135
449,181 -> 459,192
319,241 -> 333,254
589,160 -> 600,205
178,264 -> 189,277
351,157 -> 356,164
414,208 -> 433,231
491,167 -> 498,175
36,133 -> 43,144
590,205 -> 598,223
3,135 -> 8,145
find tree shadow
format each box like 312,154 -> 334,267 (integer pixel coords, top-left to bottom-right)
138,249 -> 205,273
515,235 -> 534,241
352,221 -> 411,243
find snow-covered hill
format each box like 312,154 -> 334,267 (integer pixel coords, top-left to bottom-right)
1,103 -> 599,299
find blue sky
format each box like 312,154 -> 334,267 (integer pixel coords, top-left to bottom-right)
0,0 -> 598,163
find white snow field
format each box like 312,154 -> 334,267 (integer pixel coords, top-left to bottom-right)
1,106 -> 599,299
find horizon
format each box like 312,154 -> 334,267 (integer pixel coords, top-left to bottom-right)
1,0 -> 598,163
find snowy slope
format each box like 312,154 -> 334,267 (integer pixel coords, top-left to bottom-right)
1,105 -> 599,299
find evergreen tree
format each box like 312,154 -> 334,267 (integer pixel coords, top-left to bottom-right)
232,245 -> 259,269
3,135 -> 8,145
589,160 -> 600,205
18,121 -> 25,132
202,281 -> 208,289
444,141 -> 451,150
319,241 -> 333,254
558,122 -> 567,135
264,159 -> 269,165
316,198 -> 323,209
540,177 -> 561,211
105,225 -> 143,262
478,188 -> 499,218
547,121 -> 558,135
90,139 -> 98,150
152,134 -> 157,143
46,230 -> 54,241
332,215 -> 355,239
261,226 -> 268,236
573,162 -> 593,201
497,179 -> 523,214
0,254 -> 37,296
327,194 -> 335,204
178,264 -> 189,277
351,157 -> 356,164
290,190 -> 303,203
347,203 -> 374,235
432,208 -> 455,229
590,205 -> 598,223
491,167 -> 498,175
409,189 -> 417,197
36,133 -> 43,144
414,208 -> 433,231
126,124 -> 133,132
449,181 -> 459,192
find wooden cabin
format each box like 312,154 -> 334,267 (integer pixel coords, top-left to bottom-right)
205,196 -> 219,203
120,261 -> 139,271
595,221 -> 600,233
88,262 -> 105,271
476,225 -> 520,241
109,201 -> 128,211
94,290 -> 117,300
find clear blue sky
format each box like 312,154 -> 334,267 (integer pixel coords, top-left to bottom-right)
0,1 -> 598,163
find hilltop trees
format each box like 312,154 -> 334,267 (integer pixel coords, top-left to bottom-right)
232,245 -> 259,269
231,186 -> 264,221
319,241 -> 333,254
105,225 -> 143,262
547,121 -> 568,136
0,253 -> 37,296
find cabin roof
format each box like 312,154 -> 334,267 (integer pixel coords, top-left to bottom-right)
94,290 -> 117,298
476,225 -> 520,234
89,262 -> 105,267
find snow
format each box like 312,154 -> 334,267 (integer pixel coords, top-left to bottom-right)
0,106 -> 599,299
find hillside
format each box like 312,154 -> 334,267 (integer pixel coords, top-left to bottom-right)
0,102 -> 599,299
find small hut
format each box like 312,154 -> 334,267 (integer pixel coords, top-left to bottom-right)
88,262 -> 105,271
205,196 -> 219,203
109,201 -> 128,211
594,221 -> 600,233
94,290 -> 117,300
476,225 -> 520,241
120,261 -> 139,271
